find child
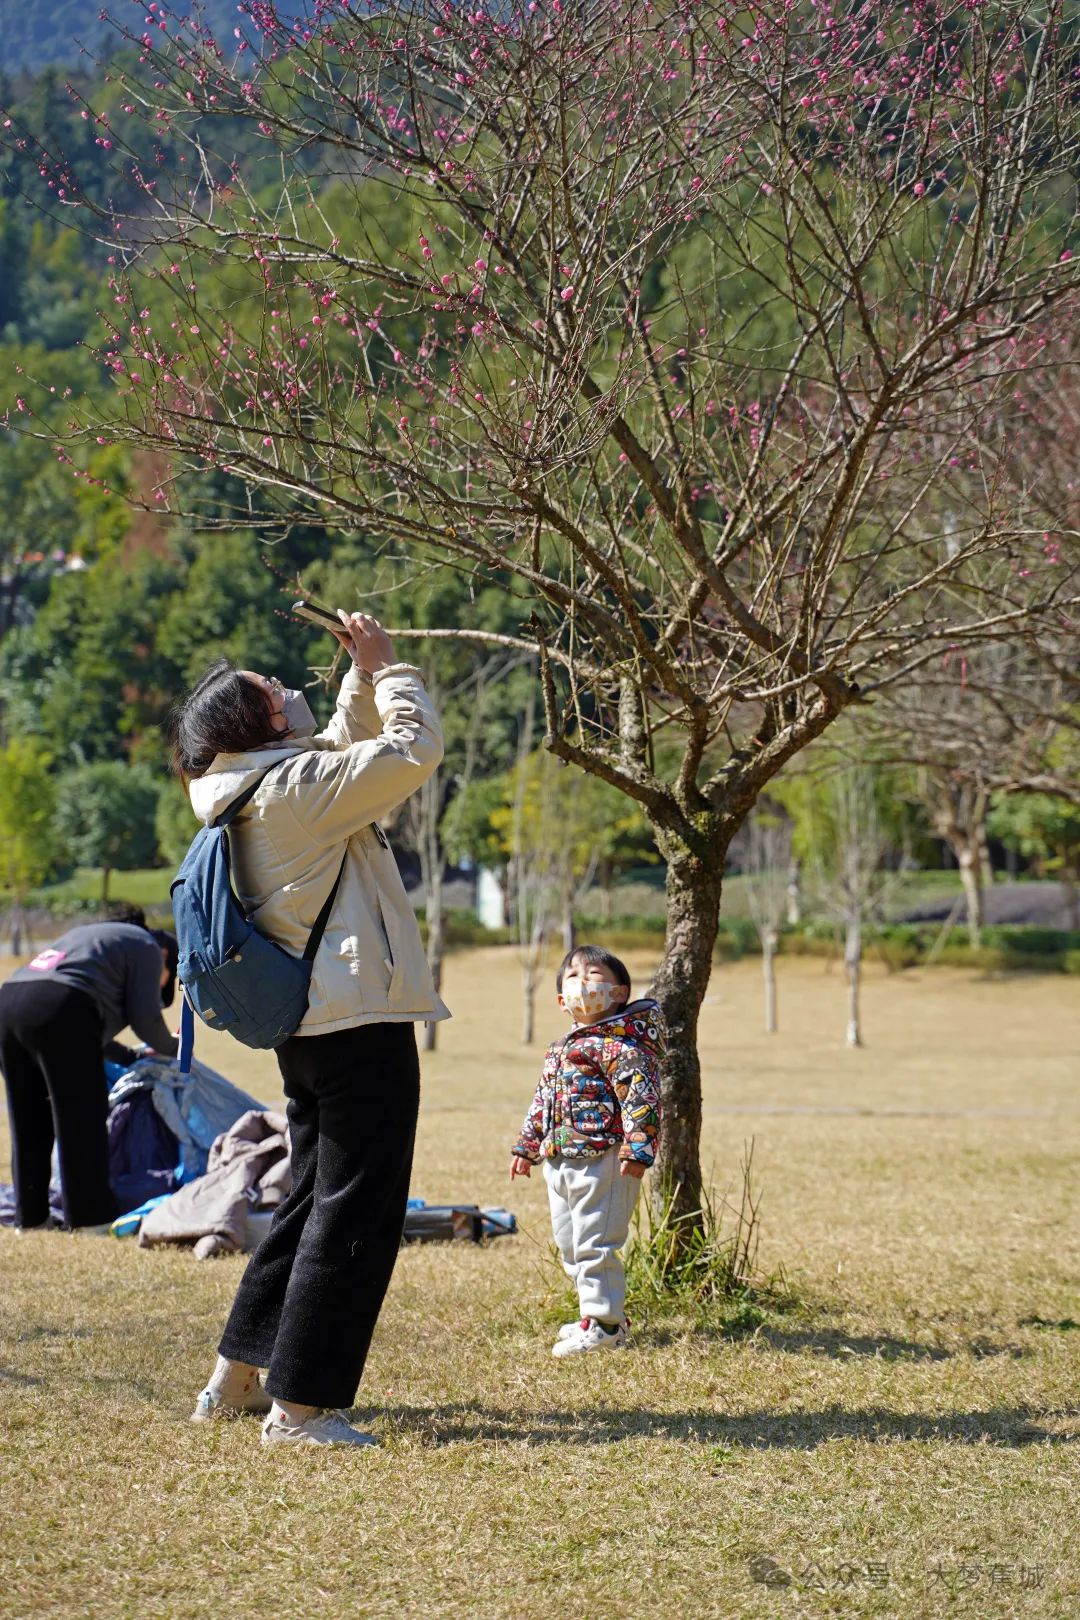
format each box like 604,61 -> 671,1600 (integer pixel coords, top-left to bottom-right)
510,945 -> 664,1357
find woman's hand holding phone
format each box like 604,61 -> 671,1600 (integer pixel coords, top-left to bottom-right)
332,610 -> 396,676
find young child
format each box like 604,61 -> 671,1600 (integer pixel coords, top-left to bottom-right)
510,945 -> 664,1357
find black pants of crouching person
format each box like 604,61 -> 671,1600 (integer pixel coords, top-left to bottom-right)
218,1019 -> 420,1410
0,979 -> 115,1229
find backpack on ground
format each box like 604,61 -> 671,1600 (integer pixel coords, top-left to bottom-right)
171,764 -> 345,1073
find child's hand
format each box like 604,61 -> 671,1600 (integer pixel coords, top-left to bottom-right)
510,1155 -> 533,1181
620,1160 -> 647,1179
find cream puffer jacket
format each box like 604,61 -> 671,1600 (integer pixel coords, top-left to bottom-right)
187,662 -> 449,1035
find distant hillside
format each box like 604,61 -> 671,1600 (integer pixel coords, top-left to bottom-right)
0,0 -> 305,76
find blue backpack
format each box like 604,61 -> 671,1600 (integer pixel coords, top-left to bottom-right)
172,764 -> 345,1073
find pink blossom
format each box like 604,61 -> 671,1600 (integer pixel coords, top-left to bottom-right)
560,286 -> 574,302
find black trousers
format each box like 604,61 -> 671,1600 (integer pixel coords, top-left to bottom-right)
0,979 -> 115,1229
218,1020 -> 420,1409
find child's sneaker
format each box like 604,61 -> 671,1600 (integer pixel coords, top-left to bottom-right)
556,1315 -> 629,1342
552,1317 -> 628,1357
190,1381 -> 273,1422
261,1408 -> 379,1448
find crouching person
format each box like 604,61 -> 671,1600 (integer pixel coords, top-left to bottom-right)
510,945 -> 663,1356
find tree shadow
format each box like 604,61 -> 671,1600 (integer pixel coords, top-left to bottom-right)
638,1323 -> 1026,1361
367,1400 -> 1079,1450
16,1324 -> 92,1343
749,1327 -> 1026,1362
0,1366 -> 44,1386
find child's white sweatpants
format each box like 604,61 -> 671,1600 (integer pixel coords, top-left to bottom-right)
543,1149 -> 643,1323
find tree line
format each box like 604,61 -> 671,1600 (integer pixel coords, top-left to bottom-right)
1,5 -> 1078,1247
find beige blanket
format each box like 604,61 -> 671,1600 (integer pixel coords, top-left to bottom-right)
139,1109 -> 290,1258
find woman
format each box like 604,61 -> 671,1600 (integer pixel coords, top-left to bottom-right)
0,920 -> 178,1231
174,612 -> 447,1449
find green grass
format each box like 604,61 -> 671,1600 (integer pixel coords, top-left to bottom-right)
3,866 -> 175,916
1,950 -> 1079,1618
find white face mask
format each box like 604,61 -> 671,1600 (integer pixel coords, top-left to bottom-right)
281,687 -> 317,737
562,980 -> 625,1026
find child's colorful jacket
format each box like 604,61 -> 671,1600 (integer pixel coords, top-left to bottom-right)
512,998 -> 664,1168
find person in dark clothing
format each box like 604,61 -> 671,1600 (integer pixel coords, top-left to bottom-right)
0,922 -> 178,1231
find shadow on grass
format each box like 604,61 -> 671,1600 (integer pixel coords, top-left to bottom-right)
633,1322 -> 1026,1361
371,1400 -> 1079,1450
750,1328 -> 1026,1362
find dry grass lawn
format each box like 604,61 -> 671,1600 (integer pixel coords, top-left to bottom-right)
1,947 -> 1078,1619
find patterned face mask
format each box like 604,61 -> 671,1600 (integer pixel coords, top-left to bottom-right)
562,980 -> 625,1026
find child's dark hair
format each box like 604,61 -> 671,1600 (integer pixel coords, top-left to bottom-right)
555,944 -> 631,996
168,657 -> 278,778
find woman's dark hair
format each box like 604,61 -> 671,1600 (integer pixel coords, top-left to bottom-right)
555,944 -> 632,996
152,928 -> 179,1008
168,658 -> 278,777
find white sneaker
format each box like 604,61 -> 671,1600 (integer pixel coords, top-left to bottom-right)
191,1380 -> 273,1423
261,1409 -> 379,1448
556,1315 -> 629,1342
552,1317 -> 629,1358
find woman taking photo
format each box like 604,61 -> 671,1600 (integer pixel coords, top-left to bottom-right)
172,612 -> 447,1449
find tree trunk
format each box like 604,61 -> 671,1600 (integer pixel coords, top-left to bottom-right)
101,867 -> 112,905
422,863 -> 445,1054
10,905 -> 24,957
649,840 -> 725,1233
416,767 -> 446,1054
762,928 -> 778,1034
560,882 -> 575,954
845,916 -> 862,1048
521,956 -> 538,1045
926,777 -> 988,950
786,859 -> 802,926
597,859 -> 614,923
957,846 -> 984,948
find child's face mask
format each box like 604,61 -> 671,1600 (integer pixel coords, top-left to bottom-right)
562,979 -> 625,1025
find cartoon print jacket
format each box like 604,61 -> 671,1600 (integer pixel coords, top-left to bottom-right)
512,997 -> 665,1167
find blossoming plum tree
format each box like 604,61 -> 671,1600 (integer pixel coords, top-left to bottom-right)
7,0 -> 1080,1234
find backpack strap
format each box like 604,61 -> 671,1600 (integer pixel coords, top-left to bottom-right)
208,759 -> 346,956
303,850 -> 348,963
178,997 -> 195,1077
213,759 -> 347,961
211,762 -> 284,829
177,764 -> 347,1077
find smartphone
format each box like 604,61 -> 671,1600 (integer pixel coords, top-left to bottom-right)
292,598 -> 344,633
